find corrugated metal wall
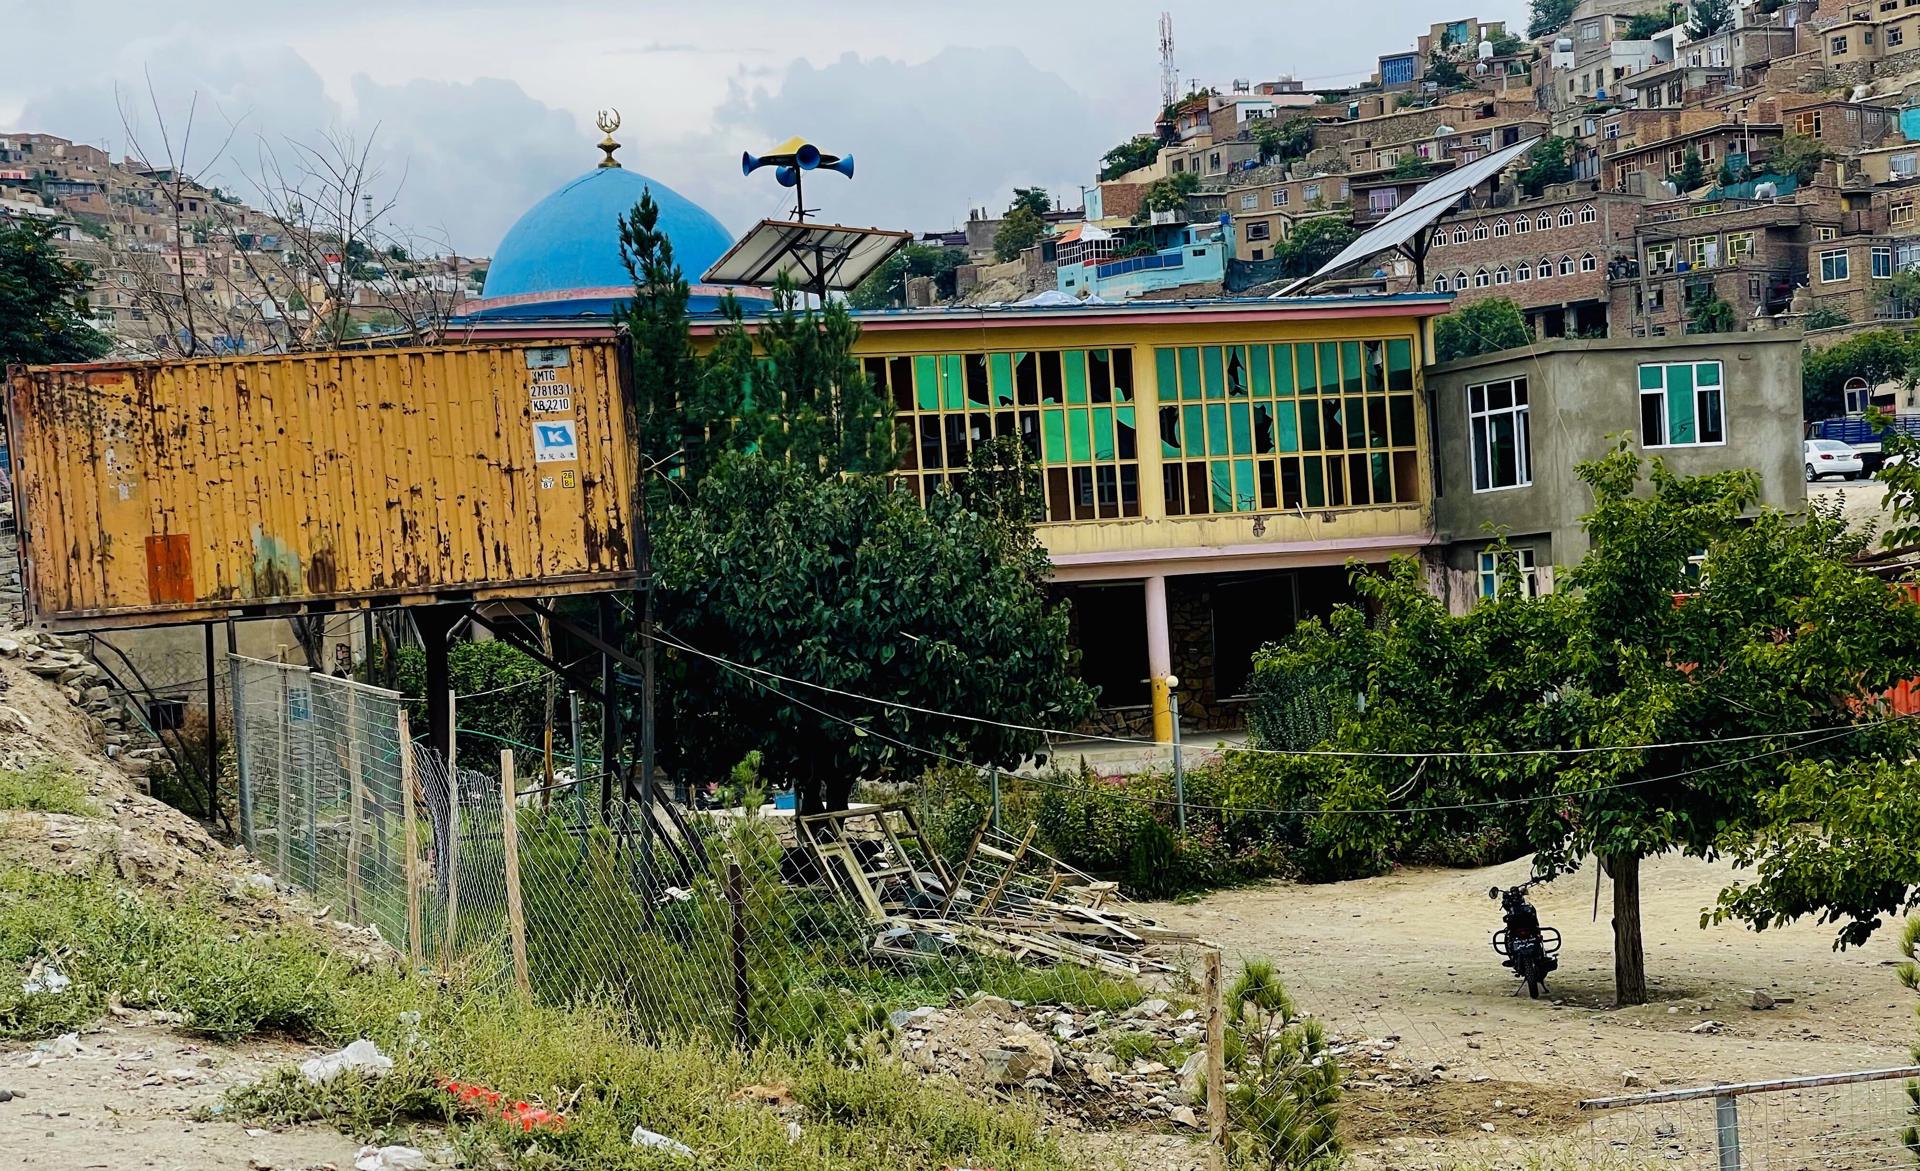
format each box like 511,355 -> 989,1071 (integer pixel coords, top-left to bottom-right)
9,341 -> 634,627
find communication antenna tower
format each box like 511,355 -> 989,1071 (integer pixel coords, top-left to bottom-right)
1159,12 -> 1178,112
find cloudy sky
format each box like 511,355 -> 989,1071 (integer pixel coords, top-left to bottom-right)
3,0 -> 1526,257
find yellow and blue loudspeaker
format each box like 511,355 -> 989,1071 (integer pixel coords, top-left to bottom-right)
741,136 -> 855,185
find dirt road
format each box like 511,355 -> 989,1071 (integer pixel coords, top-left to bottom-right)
1146,853 -> 1915,1168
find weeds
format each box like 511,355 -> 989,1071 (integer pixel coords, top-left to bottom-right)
0,762 -> 95,816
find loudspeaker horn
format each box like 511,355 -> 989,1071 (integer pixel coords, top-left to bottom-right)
794,142 -> 822,170
775,166 -> 799,188
742,150 -> 775,176
822,153 -> 854,179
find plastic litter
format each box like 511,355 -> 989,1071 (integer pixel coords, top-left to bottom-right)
38,1033 -> 83,1058
21,963 -> 70,995
630,1125 -> 694,1157
353,1145 -> 428,1171
300,1039 -> 393,1084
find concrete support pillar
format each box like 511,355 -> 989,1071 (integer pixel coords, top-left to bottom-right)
1145,574 -> 1174,743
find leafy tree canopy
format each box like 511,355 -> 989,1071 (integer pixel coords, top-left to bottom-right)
1278,216 -> 1358,278
1254,446 -> 1920,1004
1008,187 -> 1052,217
1687,0 -> 1733,38
1676,149 -> 1707,192
1391,154 -> 1434,180
0,217 -> 111,367
1771,134 -> 1830,185
1802,329 -> 1914,418
1434,297 -> 1532,363
846,244 -> 968,310
1100,136 -> 1162,182
1625,4 -> 1684,39
1253,117 -> 1315,165
1686,285 -> 1737,334
1528,0 -> 1578,38
1518,136 -> 1575,196
993,206 -> 1047,262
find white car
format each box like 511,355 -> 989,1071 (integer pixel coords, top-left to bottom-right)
1805,439 -> 1864,482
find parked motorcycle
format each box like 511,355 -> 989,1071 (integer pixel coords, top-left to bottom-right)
1489,879 -> 1561,999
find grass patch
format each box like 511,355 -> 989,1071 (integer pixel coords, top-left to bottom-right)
0,865 -> 1095,1169
1105,1029 -> 1166,1065
0,763 -> 95,816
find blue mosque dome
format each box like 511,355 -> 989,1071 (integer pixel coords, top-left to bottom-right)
463,127 -> 758,322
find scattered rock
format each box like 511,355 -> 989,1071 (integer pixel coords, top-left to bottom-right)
888,1006 -> 937,1031
1687,1020 -> 1725,1035
1124,998 -> 1172,1020
1622,1070 -> 1646,1088
1131,1059 -> 1169,1076
1750,989 -> 1776,1010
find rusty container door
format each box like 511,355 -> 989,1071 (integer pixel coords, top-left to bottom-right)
8,341 -> 634,629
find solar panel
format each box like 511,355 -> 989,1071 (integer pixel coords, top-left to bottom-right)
1272,137 -> 1543,297
702,219 -> 912,294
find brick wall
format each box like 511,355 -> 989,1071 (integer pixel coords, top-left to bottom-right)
1426,195 -> 1639,313
1099,182 -> 1149,221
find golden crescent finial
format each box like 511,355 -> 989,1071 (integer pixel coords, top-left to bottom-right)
594,109 -> 623,169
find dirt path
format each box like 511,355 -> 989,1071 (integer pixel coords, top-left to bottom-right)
1144,853 -> 1915,1168
0,1023 -> 382,1171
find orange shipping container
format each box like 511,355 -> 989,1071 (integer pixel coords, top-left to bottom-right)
7,341 -> 636,629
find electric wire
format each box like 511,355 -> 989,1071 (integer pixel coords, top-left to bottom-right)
647,625 -> 1913,763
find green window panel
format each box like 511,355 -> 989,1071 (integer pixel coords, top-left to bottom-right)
1372,453 -> 1391,501
1210,461 -> 1235,512
942,355 -> 966,410
1092,407 -> 1115,460
1303,457 -> 1326,507
914,355 -> 940,411
1065,350 -> 1089,404
1205,403 -> 1229,455
1345,397 -> 1367,448
1666,363 -> 1696,443
1295,345 -> 1318,395
989,352 -> 1015,405
1276,401 -> 1300,452
1183,404 -> 1207,456
1233,459 -> 1256,511
1317,343 -> 1339,394
1638,364 -> 1664,392
1341,342 -> 1363,394
1696,361 -> 1721,386
1203,346 -> 1226,399
1042,410 -> 1067,461
1272,344 -> 1295,395
1250,345 -> 1272,397
1229,401 -> 1253,455
1156,348 -> 1179,402
1068,408 -> 1092,461
1179,347 -> 1204,400
1387,338 -> 1413,390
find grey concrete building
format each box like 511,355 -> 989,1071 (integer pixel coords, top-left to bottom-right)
1424,332 -> 1805,611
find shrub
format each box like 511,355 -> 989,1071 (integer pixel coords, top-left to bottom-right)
1223,961 -> 1342,1171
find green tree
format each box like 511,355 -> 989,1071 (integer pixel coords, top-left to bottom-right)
1626,5 -> 1684,38
1687,0 -> 1733,37
1426,50 -> 1467,90
1391,154 -> 1434,180
1803,305 -> 1851,330
1224,961 -> 1344,1171
393,641 -> 551,775
1771,134 -> 1830,185
1801,329 -> 1913,417
846,243 -> 969,310
1252,117 -> 1314,164
1433,297 -> 1531,363
1489,29 -> 1526,56
1529,0 -> 1578,38
0,217 -> 110,367
1137,171 -> 1204,221
1676,149 -> 1707,192
1278,216 -> 1358,277
993,205 -> 1046,262
1686,285 -> 1737,334
1257,446 -> 1920,1005
1100,136 -> 1161,182
653,452 -> 1095,814
1517,136 -> 1575,196
1008,187 -> 1052,217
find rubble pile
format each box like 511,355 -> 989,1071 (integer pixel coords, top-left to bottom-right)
0,631 -> 169,779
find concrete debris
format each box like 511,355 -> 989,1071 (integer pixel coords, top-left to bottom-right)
1123,998 -> 1172,1020
1687,1020 -> 1725,1035
1622,1070 -> 1646,1087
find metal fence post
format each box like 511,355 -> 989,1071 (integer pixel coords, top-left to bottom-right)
990,767 -> 1002,833
728,859 -> 749,1048
1715,1093 -> 1741,1171
228,657 -> 255,852
1169,677 -> 1187,834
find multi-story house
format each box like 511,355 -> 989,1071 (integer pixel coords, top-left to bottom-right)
1225,175 -> 1352,262
1607,197 -> 1808,335
1603,113 -> 1785,193
1426,188 -> 1646,337
1820,1 -> 1920,75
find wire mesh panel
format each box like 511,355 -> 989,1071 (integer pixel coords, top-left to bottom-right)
1583,1072 -> 1919,1171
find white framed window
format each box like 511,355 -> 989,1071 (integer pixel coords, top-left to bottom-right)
1435,274 -> 1451,291
1560,255 -> 1576,275
1639,360 -> 1725,447
1240,193 -> 1259,210
1479,548 -> 1541,599
1454,226 -> 1469,243
1874,245 -> 1894,278
1819,248 -> 1850,282
1468,376 -> 1532,492
1648,242 -> 1676,272
1579,205 -> 1598,224
1515,216 -> 1531,234
1896,199 -> 1917,226
1246,221 -> 1272,241
1456,269 -> 1469,288
1817,225 -> 1838,242
1580,253 -> 1597,272
1433,231 -> 1446,248
1474,268 -> 1491,287
1304,183 -> 1321,202
1273,189 -> 1290,207
1537,212 -> 1552,230
1726,231 -> 1755,264
1493,218 -> 1510,237
1516,261 -> 1533,282
1495,266 -> 1511,284
1540,255 -> 1554,277
1558,207 -> 1576,226
1472,223 -> 1490,240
